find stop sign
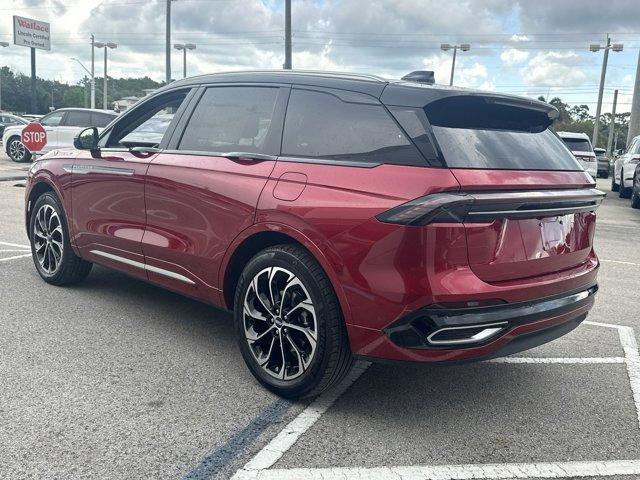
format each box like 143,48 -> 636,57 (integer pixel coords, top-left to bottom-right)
21,122 -> 47,152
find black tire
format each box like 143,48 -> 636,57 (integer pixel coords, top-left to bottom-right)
29,192 -> 93,285
632,175 -> 640,209
611,174 -> 619,192
602,170 -> 609,179
619,169 -> 632,199
7,136 -> 32,163
234,244 -> 353,399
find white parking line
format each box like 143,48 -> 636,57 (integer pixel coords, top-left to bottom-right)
0,254 -> 31,262
0,241 -> 30,249
237,460 -> 640,479
600,258 -> 640,267
488,356 -> 626,364
232,321 -> 640,480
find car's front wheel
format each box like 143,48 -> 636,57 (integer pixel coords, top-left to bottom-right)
234,244 -> 353,399
619,169 -> 632,199
7,136 -> 32,163
611,171 -> 620,192
29,192 -> 93,285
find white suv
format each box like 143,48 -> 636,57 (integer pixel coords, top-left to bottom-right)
557,131 -> 597,179
3,108 -> 117,162
613,134 -> 640,198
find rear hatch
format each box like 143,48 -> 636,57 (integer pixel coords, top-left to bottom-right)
425,95 -> 600,283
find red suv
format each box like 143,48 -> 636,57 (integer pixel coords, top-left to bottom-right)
25,71 -> 603,398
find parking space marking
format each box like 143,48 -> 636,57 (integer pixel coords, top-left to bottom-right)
600,258 -> 640,267
0,241 -> 30,249
0,254 -> 31,262
488,356 -> 626,364
232,320 -> 640,480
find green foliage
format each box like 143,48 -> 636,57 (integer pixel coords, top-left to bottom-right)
0,67 -> 163,114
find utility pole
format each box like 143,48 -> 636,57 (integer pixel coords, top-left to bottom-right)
607,89 -> 618,157
590,36 -> 623,147
284,0 -> 292,69
90,34 -> 96,109
166,0 -> 172,84
30,47 -> 37,114
627,49 -> 640,145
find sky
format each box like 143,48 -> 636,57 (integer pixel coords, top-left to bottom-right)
0,0 -> 639,114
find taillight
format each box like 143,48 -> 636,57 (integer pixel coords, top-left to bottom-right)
376,193 -> 473,226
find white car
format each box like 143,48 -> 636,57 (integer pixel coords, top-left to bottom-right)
3,108 -> 118,162
556,131 -> 597,179
612,134 -> 640,198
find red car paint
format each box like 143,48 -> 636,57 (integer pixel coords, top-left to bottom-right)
25,72 -> 601,365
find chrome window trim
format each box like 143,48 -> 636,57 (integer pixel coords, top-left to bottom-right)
65,164 -> 135,176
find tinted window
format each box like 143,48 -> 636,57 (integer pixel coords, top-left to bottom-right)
561,137 -> 592,152
389,106 -> 441,166
433,127 -> 582,171
179,87 -> 279,154
105,90 -> 188,148
40,111 -> 65,127
92,112 -> 116,128
282,89 -> 424,166
64,110 -> 92,127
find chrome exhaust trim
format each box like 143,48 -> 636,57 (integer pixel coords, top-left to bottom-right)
426,321 -> 508,346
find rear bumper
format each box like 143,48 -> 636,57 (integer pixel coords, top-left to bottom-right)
347,284 -> 597,364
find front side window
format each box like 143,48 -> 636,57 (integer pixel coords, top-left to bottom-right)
178,86 -> 279,154
282,88 -> 425,166
104,90 -> 188,148
64,111 -> 92,127
40,111 -> 65,127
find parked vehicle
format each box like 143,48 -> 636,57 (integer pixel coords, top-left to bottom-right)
632,162 -> 640,209
3,108 -> 117,162
25,71 -> 603,398
593,147 -> 610,178
613,135 -> 640,198
0,113 -> 29,138
557,131 -> 597,179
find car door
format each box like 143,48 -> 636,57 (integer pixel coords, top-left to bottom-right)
38,110 -> 66,152
141,84 -> 288,300
70,89 -> 193,280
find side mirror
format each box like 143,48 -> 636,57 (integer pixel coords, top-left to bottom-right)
74,127 -> 99,151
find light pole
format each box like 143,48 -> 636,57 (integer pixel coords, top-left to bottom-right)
174,43 -> 196,78
71,57 -> 94,108
166,0 -> 178,84
590,36 -> 623,146
94,42 -> 117,110
441,43 -> 470,86
0,41 -> 8,111
90,34 -> 96,109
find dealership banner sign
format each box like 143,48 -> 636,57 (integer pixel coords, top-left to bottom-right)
13,16 -> 51,50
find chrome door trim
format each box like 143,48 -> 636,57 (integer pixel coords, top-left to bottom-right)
90,250 -> 195,285
69,164 -> 135,176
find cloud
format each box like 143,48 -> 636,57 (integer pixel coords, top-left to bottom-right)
500,48 -> 529,66
520,51 -> 587,87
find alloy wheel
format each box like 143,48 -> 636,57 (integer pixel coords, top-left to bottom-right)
33,204 -> 63,274
9,139 -> 26,161
243,266 -> 317,381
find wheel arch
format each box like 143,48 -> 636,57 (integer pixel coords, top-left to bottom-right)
25,179 -> 61,235
219,224 -> 352,324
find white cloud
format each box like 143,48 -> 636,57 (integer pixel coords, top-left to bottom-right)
500,48 -> 529,66
520,51 -> 587,87
510,34 -> 530,42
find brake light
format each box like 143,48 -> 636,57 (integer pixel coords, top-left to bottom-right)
376,193 -> 473,226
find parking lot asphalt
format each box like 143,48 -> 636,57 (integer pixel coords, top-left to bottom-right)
1,156 -> 640,479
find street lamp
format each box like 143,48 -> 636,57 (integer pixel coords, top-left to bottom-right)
441,43 -> 470,86
94,41 -> 117,110
174,43 -> 196,78
71,57 -> 93,108
589,36 -> 623,146
0,41 -> 8,111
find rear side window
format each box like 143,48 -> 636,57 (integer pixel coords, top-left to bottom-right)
282,88 -> 425,166
561,137 -> 592,152
92,112 -> 116,128
65,111 -> 92,127
426,96 -> 582,171
179,86 -> 279,155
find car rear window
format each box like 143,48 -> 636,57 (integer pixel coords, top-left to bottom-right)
561,137 -> 592,153
425,95 -> 582,171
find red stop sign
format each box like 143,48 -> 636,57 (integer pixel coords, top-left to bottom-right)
21,122 -> 47,152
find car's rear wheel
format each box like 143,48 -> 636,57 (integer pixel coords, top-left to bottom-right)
632,174 -> 640,209
619,169 -> 632,198
234,244 -> 353,399
7,136 -> 32,163
29,192 -> 93,285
